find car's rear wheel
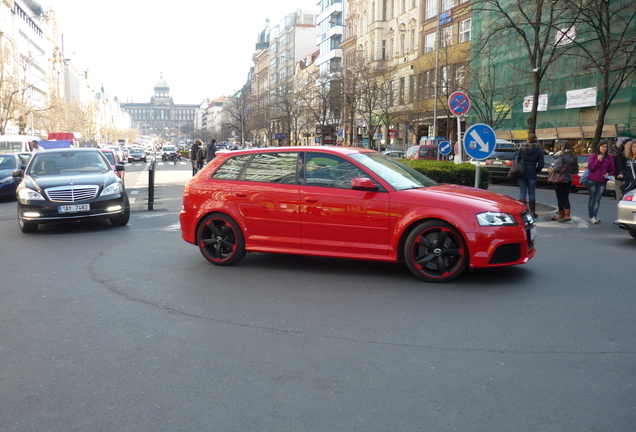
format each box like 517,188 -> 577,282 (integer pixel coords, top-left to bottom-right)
197,213 -> 245,266
629,229 -> 636,240
110,196 -> 130,226
405,220 -> 468,282
18,210 -> 37,233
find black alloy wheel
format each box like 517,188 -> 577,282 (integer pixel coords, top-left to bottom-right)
405,220 -> 468,282
197,213 -> 246,266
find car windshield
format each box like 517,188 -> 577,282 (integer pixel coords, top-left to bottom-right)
163,147 -> 176,152
131,149 -> 144,154
27,151 -> 110,177
0,154 -> 17,170
349,152 -> 437,191
488,150 -> 516,160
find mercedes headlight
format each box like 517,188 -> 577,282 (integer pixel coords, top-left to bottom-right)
18,188 -> 45,201
101,182 -> 123,196
476,212 -> 518,226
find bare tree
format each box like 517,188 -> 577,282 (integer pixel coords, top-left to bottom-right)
297,70 -> 343,144
472,0 -> 578,134
221,91 -> 251,144
560,0 -> 636,145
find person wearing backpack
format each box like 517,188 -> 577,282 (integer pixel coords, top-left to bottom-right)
516,134 -> 544,218
191,139 -> 202,175
550,141 -> 578,222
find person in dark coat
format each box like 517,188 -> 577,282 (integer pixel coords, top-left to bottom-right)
550,140 -> 578,222
195,140 -> 207,171
516,133 -> 545,218
191,139 -> 202,175
205,139 -> 217,164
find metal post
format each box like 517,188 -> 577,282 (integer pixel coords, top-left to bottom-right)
148,160 -> 155,211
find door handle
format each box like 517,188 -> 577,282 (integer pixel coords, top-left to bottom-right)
304,198 -> 318,203
235,192 -> 248,198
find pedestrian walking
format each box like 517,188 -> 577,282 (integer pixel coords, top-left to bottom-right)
191,139 -> 202,175
30,140 -> 42,153
613,140 -> 628,200
205,139 -> 217,164
586,140 -> 616,224
516,133 -> 544,218
550,141 -> 578,222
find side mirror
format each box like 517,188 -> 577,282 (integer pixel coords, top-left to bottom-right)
115,163 -> 125,172
12,169 -> 24,178
351,177 -> 379,191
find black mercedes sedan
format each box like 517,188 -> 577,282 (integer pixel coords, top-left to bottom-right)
13,148 -> 129,233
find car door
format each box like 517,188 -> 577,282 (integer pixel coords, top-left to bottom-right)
231,152 -> 302,250
299,151 -> 391,257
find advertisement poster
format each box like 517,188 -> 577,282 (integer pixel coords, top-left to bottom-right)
566,87 -> 597,109
523,94 -> 548,112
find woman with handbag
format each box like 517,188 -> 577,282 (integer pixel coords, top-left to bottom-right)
616,140 -> 636,197
550,141 -> 578,222
516,134 -> 544,218
586,140 -> 616,224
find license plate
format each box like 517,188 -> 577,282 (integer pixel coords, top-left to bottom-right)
530,226 -> 537,242
492,161 -> 503,165
58,204 -> 90,214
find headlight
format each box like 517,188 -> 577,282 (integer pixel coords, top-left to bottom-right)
476,212 -> 518,226
0,175 -> 13,184
18,188 -> 45,201
101,182 -> 123,196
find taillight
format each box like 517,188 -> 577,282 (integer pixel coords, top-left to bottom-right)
623,195 -> 633,202
505,160 -> 513,166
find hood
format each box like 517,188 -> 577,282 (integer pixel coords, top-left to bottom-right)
402,183 -> 525,213
0,167 -> 16,179
26,171 -> 118,193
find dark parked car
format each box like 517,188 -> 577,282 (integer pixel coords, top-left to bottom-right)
179,146 -> 536,283
537,154 -> 556,185
14,148 -> 129,233
483,149 -> 518,183
0,153 -> 30,200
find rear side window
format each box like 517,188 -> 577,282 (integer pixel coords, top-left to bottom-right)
242,152 -> 299,183
212,155 -> 252,180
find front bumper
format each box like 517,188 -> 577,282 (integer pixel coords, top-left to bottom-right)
18,193 -> 128,223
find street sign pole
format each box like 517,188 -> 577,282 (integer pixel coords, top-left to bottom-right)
448,91 -> 470,165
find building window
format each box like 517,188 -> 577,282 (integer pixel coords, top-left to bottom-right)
382,0 -> 387,20
399,77 -> 405,105
425,0 -> 437,20
410,29 -> 415,52
408,75 -> 415,103
459,18 -> 472,43
382,40 -> 386,60
425,32 -> 436,53
441,26 -> 453,48
442,0 -> 455,11
455,64 -> 466,90
441,66 -> 450,95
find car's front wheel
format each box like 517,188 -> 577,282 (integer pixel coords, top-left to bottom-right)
405,220 -> 468,282
629,229 -> 636,240
110,196 -> 130,226
197,213 -> 245,266
18,210 -> 38,233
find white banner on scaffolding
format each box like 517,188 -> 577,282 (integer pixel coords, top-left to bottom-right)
566,87 -> 597,109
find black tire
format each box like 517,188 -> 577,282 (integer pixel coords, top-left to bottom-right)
110,195 -> 130,226
629,229 -> 636,240
571,186 -> 579,193
18,210 -> 37,233
404,220 -> 469,282
128,159 -> 133,163
197,213 -> 246,266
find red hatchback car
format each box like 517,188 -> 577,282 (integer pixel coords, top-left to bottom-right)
179,147 -> 536,282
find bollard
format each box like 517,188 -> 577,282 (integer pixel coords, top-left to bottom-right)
148,160 -> 155,210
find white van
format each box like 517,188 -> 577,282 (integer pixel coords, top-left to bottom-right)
0,135 -> 41,153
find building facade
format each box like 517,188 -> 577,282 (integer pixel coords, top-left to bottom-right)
121,75 -> 198,140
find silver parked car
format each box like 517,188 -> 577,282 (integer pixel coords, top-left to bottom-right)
616,189 -> 636,239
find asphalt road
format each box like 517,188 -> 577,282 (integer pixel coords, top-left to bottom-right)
0,163 -> 634,432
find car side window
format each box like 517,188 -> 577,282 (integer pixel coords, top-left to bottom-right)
304,152 -> 367,189
212,155 -> 252,180
242,152 -> 299,183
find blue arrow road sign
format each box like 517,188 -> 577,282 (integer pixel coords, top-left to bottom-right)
438,141 -> 451,155
463,124 -> 496,160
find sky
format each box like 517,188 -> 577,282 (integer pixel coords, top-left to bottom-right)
47,0 -> 319,105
